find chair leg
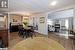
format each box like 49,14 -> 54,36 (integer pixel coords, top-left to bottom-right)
18,32 -> 21,37
30,32 -> 33,38
73,36 -> 75,45
25,32 -> 28,38
33,32 -> 36,37
22,35 -> 24,38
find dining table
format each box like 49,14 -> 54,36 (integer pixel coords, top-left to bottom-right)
10,37 -> 66,50
23,27 -> 33,38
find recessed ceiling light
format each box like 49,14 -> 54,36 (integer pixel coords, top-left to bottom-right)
50,1 -> 57,6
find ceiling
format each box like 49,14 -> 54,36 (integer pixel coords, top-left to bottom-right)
1,0 -> 75,15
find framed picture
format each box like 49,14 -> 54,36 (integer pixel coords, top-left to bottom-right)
13,19 -> 17,22
40,17 -> 45,23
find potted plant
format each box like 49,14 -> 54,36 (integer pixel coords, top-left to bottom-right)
23,22 -> 28,27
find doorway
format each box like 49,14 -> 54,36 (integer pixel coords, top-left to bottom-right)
48,17 -> 74,39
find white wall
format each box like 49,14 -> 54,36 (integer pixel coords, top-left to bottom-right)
48,9 -> 74,19
73,6 -> 75,30
29,13 -> 48,35
29,16 -> 33,26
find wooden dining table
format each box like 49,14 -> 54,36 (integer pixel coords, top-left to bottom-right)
10,37 -> 66,50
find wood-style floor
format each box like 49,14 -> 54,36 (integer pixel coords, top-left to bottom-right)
9,32 -> 75,50
48,32 -> 75,50
8,32 -> 46,49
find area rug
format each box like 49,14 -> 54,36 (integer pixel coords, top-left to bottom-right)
10,37 -> 66,50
